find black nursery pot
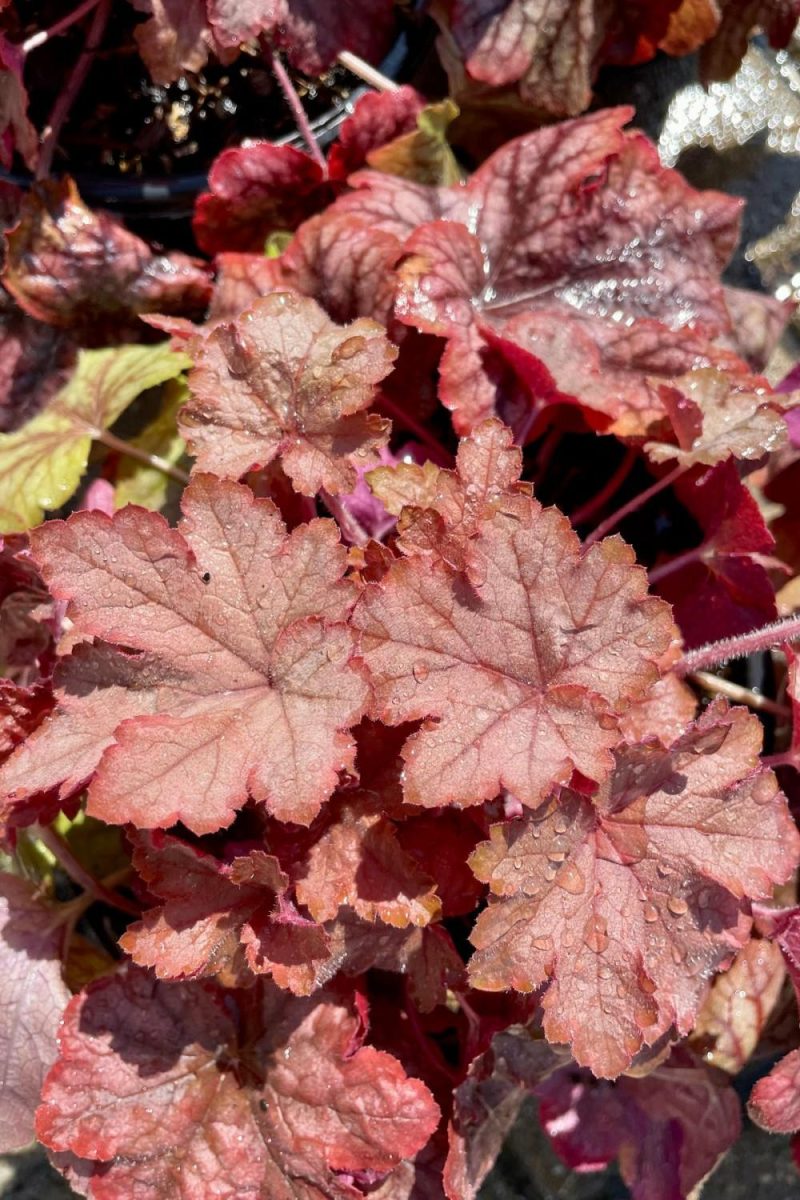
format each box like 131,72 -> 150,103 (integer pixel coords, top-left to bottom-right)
72,33 -> 414,226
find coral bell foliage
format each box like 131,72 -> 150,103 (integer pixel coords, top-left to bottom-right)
4,1 -> 800,1197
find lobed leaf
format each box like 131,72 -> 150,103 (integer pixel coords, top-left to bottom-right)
0,474 -> 368,832
468,706 -> 800,1076
180,291 -> 395,494
37,967 -> 440,1199
354,480 -> 677,812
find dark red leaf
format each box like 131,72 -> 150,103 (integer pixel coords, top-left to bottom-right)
655,460 -> 778,649
3,179 -> 212,339
328,86 -> 426,182
440,0 -> 683,117
192,143 -> 334,255
120,832 -> 293,987
537,1047 -> 741,1200
444,1025 -> 561,1200
0,34 -> 37,171
207,0 -> 396,77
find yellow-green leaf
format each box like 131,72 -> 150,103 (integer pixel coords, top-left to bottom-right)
0,343 -> 191,532
115,379 -> 188,512
366,100 -> 462,187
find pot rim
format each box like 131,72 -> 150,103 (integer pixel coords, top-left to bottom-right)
0,32 -> 411,218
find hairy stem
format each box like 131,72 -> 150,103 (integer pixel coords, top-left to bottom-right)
337,50 -> 399,92
677,614 -> 800,676
35,825 -> 140,917
268,50 -> 328,172
96,427 -> 190,486
689,670 -> 791,719
571,447 -> 637,527
36,0 -> 110,178
583,463 -> 686,548
22,0 -> 101,55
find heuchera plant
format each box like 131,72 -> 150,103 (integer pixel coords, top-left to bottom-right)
3,3 -> 800,1199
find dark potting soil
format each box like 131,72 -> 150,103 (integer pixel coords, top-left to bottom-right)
4,1 -> 361,179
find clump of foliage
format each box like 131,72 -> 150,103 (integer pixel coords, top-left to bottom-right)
2,3 -> 800,1199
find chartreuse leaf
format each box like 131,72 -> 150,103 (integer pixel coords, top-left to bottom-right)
367,99 -> 463,186
0,343 -> 190,532
114,378 -> 188,512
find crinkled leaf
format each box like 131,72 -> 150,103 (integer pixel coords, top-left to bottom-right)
0,343 -> 190,532
120,832 -> 291,986
617,674 -> 697,746
181,292 -> 395,494
468,706 -> 800,1076
645,368 -> 791,468
0,874 -> 70,1152
295,798 -> 441,928
700,0 -> 800,82
353,486 -> 677,812
0,303 -> 77,433
537,1047 -> 741,1200
3,178 -> 211,337
0,474 -> 368,832
366,101 -> 462,188
37,967 -> 440,1199
208,252 -> 285,321
375,111 -> 743,434
192,143 -> 333,255
208,0 -> 396,76
0,680 -> 53,761
132,0 -> 214,85
368,418 -> 527,570
691,938 -> 785,1073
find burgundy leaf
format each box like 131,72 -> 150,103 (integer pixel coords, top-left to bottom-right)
328,86 -> 426,181
37,967 -> 440,1199
444,1025 -> 561,1200
120,832 -> 292,987
537,1047 -> 741,1200
468,705 -> 799,1076
131,0 -> 215,85
440,0 -> 683,116
207,0 -> 396,77
192,143 -> 334,255
0,34 -> 37,171
3,179 -> 212,339
0,475 -> 368,832
654,459 -> 778,650
0,874 -> 70,1152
